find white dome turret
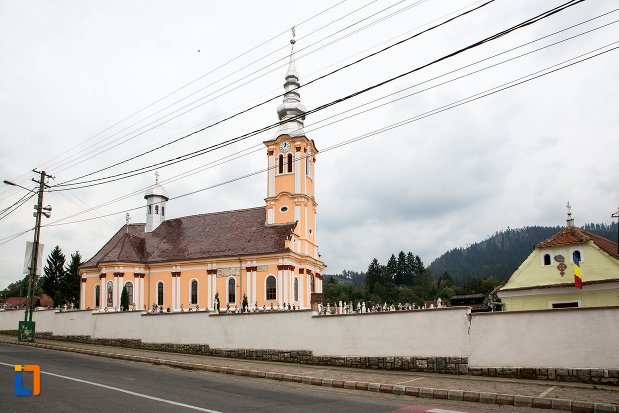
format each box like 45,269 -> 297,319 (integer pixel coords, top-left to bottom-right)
144,171 -> 168,233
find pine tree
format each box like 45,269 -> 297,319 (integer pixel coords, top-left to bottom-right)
365,258 -> 382,296
405,252 -> 416,286
62,251 -> 82,307
395,251 -> 407,287
120,286 -> 129,311
41,246 -> 66,302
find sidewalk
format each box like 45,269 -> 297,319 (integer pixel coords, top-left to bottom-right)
1,335 -> 617,412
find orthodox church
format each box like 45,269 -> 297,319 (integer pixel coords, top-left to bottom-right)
79,39 -> 325,311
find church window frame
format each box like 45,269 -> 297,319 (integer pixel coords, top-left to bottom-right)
543,253 -> 551,266
280,205 -> 289,213
106,281 -> 113,307
94,284 -> 100,308
278,154 -> 284,174
293,277 -> 299,302
157,281 -> 164,306
227,277 -> 236,304
125,282 -> 134,306
287,153 -> 293,173
190,279 -> 198,305
265,275 -> 277,301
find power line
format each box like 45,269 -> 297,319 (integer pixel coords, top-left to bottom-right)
0,1 -> 352,197
39,40 -> 619,230
52,0 -> 583,191
35,10 -> 616,227
42,0 -> 435,183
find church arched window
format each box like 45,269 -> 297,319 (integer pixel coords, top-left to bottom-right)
157,282 -> 164,306
543,254 -> 551,266
573,250 -> 582,263
294,277 -> 298,302
95,285 -> 100,308
125,282 -> 134,306
287,153 -> 293,173
278,154 -> 284,174
148,205 -> 152,214
190,280 -> 198,305
310,275 -> 315,293
266,275 -> 277,300
227,278 -> 236,304
155,205 -> 159,214
161,206 -> 165,216
106,281 -> 113,307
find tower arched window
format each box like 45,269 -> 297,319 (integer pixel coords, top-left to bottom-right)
190,280 -> 198,305
95,285 -> 100,308
125,282 -> 134,306
148,205 -> 152,214
287,153 -> 293,173
310,275 -> 315,293
161,206 -> 165,216
155,205 -> 159,214
294,277 -> 298,302
543,254 -> 551,266
227,278 -> 236,304
306,155 -> 309,177
266,275 -> 277,300
157,282 -> 164,306
278,154 -> 284,174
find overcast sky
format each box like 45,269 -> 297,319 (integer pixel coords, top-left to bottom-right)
1,0 -> 618,290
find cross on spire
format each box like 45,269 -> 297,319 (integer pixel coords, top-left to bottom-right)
155,170 -> 159,185
566,201 -> 574,227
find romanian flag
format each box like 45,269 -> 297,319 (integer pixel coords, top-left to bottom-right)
573,252 -> 582,289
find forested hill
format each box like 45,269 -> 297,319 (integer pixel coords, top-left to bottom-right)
429,222 -> 618,284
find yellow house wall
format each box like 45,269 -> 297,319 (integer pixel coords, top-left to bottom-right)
502,289 -> 619,311
502,241 -> 619,290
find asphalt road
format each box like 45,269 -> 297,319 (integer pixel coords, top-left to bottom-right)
0,343 -> 545,413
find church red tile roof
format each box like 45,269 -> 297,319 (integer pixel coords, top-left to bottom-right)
536,226 -> 618,259
82,207 -> 296,269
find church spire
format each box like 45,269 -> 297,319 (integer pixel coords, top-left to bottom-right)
276,27 -> 306,137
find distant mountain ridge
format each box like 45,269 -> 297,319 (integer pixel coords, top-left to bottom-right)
429,222 -> 618,284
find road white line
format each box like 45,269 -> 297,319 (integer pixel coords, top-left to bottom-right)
537,386 -> 556,398
396,377 -> 424,384
0,361 -> 222,412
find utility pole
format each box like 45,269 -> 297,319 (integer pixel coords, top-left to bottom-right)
18,170 -> 52,342
613,207 -> 619,255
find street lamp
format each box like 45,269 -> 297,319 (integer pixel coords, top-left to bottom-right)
3,171 -> 52,342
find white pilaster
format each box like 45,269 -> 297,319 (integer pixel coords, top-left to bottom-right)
172,275 -> 176,310
177,276 -> 181,310
268,154 -> 275,197
80,281 -> 86,310
100,278 -> 105,308
283,269 -> 289,304
246,269 -> 251,304
112,277 -> 118,308
294,151 -> 300,193
278,270 -> 283,306
252,271 -> 256,305
139,277 -> 145,310
299,275 -> 304,308
207,274 -> 212,309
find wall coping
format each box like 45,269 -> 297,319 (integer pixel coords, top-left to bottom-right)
471,305 -> 619,317
210,309 -> 313,317
312,306 -> 470,318
92,310 -> 148,316
141,310 -> 211,317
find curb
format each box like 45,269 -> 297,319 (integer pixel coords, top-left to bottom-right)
2,338 -> 617,413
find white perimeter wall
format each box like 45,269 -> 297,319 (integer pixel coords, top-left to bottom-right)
1,306 -> 618,369
469,307 -> 619,369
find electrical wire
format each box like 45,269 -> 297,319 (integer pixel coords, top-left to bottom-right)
43,0 -> 436,182
52,0 -> 583,191
38,40 -> 619,230
32,11 -> 617,226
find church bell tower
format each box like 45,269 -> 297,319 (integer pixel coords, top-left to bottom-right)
264,35 -> 319,260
